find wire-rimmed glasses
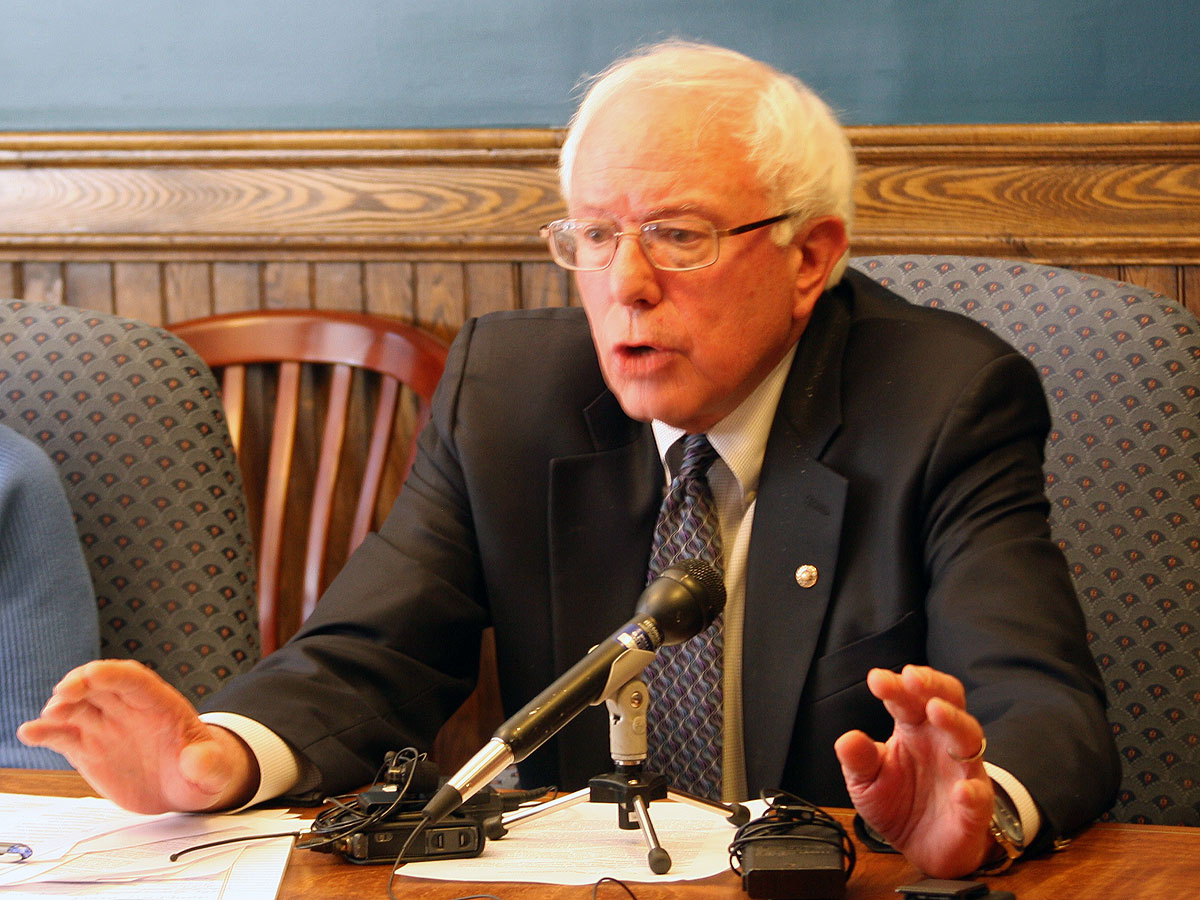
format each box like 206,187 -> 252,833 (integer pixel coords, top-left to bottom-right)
539,210 -> 801,272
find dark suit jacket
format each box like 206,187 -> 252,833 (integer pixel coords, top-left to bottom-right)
206,270 -> 1118,841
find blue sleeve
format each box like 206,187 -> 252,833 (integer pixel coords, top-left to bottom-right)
0,424 -> 99,768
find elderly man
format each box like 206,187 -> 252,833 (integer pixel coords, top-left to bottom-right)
20,41 -> 1117,878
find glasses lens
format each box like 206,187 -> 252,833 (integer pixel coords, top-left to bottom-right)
640,219 -> 718,270
547,220 -> 616,271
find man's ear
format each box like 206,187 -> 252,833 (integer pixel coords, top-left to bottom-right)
792,216 -> 850,312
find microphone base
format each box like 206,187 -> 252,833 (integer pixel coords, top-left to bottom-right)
490,763 -> 745,875
587,768 -> 668,830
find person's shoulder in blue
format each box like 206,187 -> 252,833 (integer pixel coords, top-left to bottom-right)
0,422 -> 98,768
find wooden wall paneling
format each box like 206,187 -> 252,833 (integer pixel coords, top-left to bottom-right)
64,262 -> 113,313
364,262 -> 415,320
1120,266 -> 1182,303
113,262 -> 163,325
415,263 -> 467,339
465,262 -> 519,319
1182,267 -> 1200,319
518,261 -> 572,310
212,262 -> 262,315
22,262 -> 63,306
263,262 -> 311,311
0,262 -> 16,298
847,124 -> 1200,265
1072,265 -> 1124,282
313,262 -> 364,312
163,261 -> 212,322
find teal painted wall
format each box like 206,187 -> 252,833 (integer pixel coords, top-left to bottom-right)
1,0 -> 1195,130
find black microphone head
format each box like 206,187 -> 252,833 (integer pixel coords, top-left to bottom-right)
637,558 -> 725,646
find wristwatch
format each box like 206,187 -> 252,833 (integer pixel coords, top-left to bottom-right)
978,789 -> 1025,874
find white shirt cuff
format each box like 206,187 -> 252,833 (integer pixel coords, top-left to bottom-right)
984,761 -> 1042,851
199,711 -> 303,810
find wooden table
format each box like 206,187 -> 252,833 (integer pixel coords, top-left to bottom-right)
4,769 -> 1194,899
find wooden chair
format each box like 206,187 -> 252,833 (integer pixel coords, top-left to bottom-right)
170,309 -> 448,654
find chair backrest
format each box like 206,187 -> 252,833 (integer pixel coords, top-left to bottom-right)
0,299 -> 260,701
170,309 -> 448,654
851,256 -> 1200,826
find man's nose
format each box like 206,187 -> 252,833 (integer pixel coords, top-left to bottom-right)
608,234 -> 662,305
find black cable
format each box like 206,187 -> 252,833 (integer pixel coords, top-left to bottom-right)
386,813 -> 431,900
728,789 -> 856,883
300,747 -> 429,852
592,875 -> 640,900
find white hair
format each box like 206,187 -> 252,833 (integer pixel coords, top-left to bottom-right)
559,41 -> 856,284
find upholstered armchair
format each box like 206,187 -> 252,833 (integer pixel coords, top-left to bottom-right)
852,256 -> 1200,825
0,300 -> 259,701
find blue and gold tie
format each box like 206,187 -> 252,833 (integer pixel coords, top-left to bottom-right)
643,433 -> 725,798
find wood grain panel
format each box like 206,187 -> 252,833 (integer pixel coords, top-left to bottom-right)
2,124 -> 1196,269
212,262 -> 261,314
519,261 -> 572,310
313,262 -> 363,312
465,262 -> 518,319
0,163 -> 561,258
1120,265 -> 1181,301
416,262 -> 466,339
263,261 -> 310,309
1184,268 -> 1200,318
64,262 -> 112,312
22,262 -> 63,305
113,262 -> 162,324
163,261 -> 211,321
363,261 -> 415,319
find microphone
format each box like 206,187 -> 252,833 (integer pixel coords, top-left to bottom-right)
421,558 -> 725,825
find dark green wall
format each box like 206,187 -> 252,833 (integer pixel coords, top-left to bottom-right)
2,0 -> 1195,130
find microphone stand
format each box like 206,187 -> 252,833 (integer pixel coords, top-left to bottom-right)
483,675 -> 749,874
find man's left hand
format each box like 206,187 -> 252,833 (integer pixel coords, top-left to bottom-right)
834,665 -> 994,878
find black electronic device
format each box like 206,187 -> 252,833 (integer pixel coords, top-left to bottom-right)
302,748 -> 522,865
739,826 -> 847,899
729,792 -> 855,900
329,812 -> 486,864
895,880 -> 1015,900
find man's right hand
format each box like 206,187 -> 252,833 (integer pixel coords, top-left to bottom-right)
17,659 -> 259,814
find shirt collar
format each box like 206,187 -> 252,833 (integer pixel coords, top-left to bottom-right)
651,343 -> 798,498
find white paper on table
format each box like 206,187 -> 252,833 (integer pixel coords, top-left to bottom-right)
395,798 -> 768,885
0,791 -> 297,899
0,839 -> 291,900
0,794 -> 150,860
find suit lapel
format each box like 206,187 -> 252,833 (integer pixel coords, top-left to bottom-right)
743,288 -> 852,794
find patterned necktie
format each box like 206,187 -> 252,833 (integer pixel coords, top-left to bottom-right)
643,433 -> 725,798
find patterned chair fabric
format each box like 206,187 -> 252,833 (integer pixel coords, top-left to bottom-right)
0,300 -> 259,701
851,256 -> 1200,826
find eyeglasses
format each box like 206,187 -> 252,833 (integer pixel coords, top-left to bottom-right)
539,210 -> 801,272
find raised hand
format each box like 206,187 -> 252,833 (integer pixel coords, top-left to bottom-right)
834,664 -> 994,878
17,659 -> 258,814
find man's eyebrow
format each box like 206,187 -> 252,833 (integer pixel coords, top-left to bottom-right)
645,202 -> 704,219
